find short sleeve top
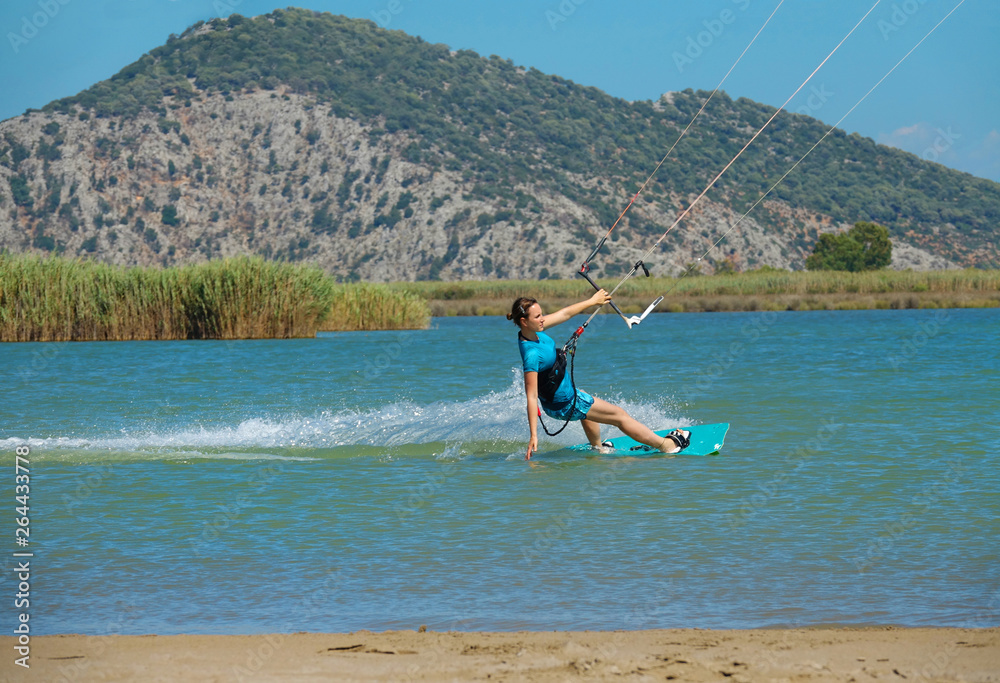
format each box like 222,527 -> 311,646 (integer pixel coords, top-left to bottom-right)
517,331 -> 575,407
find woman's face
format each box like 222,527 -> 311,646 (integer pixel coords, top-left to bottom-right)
521,303 -> 545,333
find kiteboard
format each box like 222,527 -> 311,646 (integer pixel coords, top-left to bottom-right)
569,422 -> 730,456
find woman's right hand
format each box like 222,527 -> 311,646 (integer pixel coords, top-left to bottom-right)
589,288 -> 611,307
526,436 -> 538,460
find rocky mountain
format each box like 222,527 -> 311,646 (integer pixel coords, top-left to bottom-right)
1,8 -> 996,280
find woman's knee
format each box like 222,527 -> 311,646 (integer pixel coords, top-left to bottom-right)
589,400 -> 627,427
607,405 -> 635,429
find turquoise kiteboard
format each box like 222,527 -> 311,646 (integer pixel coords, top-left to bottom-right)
568,422 -> 730,456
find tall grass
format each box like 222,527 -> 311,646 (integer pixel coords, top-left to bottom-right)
3,255 -> 992,341
0,254 -> 338,341
389,269 -> 1000,315
180,257 -> 335,339
320,283 -> 430,331
394,269 -> 1000,299
0,254 -> 433,341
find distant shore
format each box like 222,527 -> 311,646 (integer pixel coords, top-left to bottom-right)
4,257 -> 997,341
395,269 -> 1000,317
422,289 -> 1000,316
13,627 -> 999,681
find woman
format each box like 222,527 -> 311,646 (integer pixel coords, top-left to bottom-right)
508,290 -> 690,460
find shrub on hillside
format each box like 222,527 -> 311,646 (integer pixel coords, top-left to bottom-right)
806,221 -> 891,272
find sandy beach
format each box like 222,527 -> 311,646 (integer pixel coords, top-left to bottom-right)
6,627 -> 997,682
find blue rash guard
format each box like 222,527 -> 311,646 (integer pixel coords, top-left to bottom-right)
518,331 -> 577,410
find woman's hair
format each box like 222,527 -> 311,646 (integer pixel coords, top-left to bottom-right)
506,297 -> 538,327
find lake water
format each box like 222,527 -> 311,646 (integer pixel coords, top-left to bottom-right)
2,309 -> 998,635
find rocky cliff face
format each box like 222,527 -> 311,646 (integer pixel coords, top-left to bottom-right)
0,88 -> 958,280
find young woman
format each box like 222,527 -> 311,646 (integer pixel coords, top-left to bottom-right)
508,291 -> 690,460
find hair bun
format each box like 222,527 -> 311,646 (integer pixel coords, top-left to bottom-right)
508,296 -> 538,327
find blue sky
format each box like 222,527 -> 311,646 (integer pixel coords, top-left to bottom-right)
1,0 -> 997,182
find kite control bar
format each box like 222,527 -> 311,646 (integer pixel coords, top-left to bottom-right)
577,259 -> 663,329
578,261 -> 630,323
627,296 -> 664,328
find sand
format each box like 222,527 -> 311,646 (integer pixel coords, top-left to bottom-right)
5,628 -> 998,682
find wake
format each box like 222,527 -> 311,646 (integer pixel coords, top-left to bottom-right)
2,369 -> 688,458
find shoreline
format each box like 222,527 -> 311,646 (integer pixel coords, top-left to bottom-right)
10,627 -> 999,681
5,256 -> 998,340
396,270 -> 1000,318
424,290 -> 1000,316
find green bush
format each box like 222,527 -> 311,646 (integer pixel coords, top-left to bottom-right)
9,175 -> 33,208
161,205 -> 179,226
806,222 -> 891,272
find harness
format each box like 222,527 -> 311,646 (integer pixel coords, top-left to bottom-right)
523,328 -> 585,437
536,346 -> 567,403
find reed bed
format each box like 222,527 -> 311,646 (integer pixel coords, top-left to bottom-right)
391,269 -> 1000,316
3,255 -> 992,341
320,283 -> 430,331
0,254 -> 337,341
180,257 -> 334,339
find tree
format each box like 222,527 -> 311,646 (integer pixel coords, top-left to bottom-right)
8,175 -> 33,208
161,205 -> 179,226
849,221 -> 892,270
311,202 -> 337,233
806,221 -> 891,272
806,233 -> 862,271
713,255 -> 739,275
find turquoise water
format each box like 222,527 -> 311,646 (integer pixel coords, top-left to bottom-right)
2,309 -> 998,635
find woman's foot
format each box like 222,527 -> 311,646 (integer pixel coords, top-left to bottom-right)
659,429 -> 691,454
591,440 -> 615,454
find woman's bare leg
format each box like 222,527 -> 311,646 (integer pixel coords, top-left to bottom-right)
581,418 -> 602,447
584,397 -> 677,453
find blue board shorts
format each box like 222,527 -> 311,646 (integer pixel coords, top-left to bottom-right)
543,389 -> 595,422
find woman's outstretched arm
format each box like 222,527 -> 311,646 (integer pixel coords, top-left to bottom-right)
542,289 -> 611,328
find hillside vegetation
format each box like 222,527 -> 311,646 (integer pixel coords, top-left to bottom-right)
1,8 -> 997,281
